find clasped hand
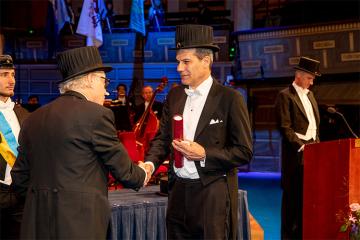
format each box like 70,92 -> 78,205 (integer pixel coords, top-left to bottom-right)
137,140 -> 205,186
137,161 -> 153,186
172,139 -> 205,161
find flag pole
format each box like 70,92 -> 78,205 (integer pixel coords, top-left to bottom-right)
106,17 -> 112,34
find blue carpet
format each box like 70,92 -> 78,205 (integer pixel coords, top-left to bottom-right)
238,172 -> 282,240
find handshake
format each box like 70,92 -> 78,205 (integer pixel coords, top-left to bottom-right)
137,161 -> 155,187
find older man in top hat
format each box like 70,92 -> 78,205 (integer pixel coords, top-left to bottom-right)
143,24 -> 253,239
11,46 -> 149,239
0,55 -> 29,239
275,56 -> 321,239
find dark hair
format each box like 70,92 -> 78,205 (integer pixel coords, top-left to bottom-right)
116,83 -> 127,92
28,95 -> 39,101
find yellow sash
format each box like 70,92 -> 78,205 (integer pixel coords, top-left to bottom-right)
0,132 -> 16,167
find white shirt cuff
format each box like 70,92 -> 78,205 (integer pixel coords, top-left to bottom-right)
200,156 -> 206,167
298,144 -> 305,152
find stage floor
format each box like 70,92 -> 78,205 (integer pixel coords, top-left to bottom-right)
238,172 -> 281,240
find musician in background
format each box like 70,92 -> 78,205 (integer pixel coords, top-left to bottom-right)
133,85 -> 163,123
103,83 -> 133,131
22,95 -> 41,113
115,84 -> 129,106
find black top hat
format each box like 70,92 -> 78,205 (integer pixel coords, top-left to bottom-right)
294,56 -> 321,76
0,55 -> 15,69
170,24 -> 220,52
56,46 -> 112,83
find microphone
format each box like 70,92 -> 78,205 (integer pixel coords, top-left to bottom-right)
327,107 -> 359,138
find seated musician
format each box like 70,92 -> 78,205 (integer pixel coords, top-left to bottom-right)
114,83 -> 132,107
104,83 -> 133,131
133,85 -> 163,123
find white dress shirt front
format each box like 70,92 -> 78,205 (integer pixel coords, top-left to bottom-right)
292,82 -> 317,141
174,76 -> 213,179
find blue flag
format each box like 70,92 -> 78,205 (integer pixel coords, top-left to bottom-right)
46,0 -> 71,58
49,0 -> 71,34
129,0 -> 146,36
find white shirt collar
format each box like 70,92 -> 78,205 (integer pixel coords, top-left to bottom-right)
0,98 -> 15,110
185,75 -> 213,97
293,82 -> 309,96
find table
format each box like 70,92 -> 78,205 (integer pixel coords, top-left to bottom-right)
108,185 -> 250,240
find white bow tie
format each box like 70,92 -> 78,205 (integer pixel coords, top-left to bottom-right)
184,88 -> 201,97
299,88 -> 309,96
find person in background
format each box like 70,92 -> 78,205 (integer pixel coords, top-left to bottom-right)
275,56 -> 321,239
11,46 -> 149,239
114,83 -> 131,106
105,83 -> 133,131
0,55 -> 29,239
133,85 -> 163,123
143,24 -> 253,239
22,95 -> 41,112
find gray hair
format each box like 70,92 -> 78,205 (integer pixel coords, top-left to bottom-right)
194,48 -> 214,62
295,70 -> 307,77
193,48 -> 214,69
177,48 -> 214,63
58,73 -> 95,94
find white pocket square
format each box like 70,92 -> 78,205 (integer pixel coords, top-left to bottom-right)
209,119 -> 222,125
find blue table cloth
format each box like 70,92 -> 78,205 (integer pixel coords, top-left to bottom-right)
108,185 -> 250,240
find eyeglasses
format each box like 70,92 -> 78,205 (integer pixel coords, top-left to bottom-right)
99,76 -> 110,88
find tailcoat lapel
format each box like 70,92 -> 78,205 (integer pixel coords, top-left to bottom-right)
13,104 -> 30,126
174,86 -> 188,116
289,85 -> 307,119
194,81 -> 222,140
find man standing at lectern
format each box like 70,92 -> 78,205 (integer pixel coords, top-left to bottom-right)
275,56 -> 321,239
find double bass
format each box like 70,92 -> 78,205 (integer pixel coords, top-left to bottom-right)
132,76 -> 168,152
116,77 -> 168,162
109,77 -> 168,189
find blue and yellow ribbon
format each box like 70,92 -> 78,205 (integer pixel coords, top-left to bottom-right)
0,132 -> 16,167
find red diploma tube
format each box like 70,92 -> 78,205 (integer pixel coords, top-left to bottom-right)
173,114 -> 183,168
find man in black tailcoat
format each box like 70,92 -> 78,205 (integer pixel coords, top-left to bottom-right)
11,47 -> 148,239
275,56 -> 321,239
143,24 -> 253,239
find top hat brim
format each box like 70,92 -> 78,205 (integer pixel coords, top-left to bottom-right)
169,44 -> 220,52
57,65 -> 113,84
294,66 -> 321,77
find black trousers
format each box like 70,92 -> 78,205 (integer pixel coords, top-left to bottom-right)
0,183 -> 23,240
166,177 -> 230,240
281,168 -> 303,240
281,139 -> 317,240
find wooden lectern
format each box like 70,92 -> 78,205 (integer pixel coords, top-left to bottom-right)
303,138 -> 360,239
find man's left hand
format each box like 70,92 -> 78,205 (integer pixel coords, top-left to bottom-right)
172,139 -> 205,161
